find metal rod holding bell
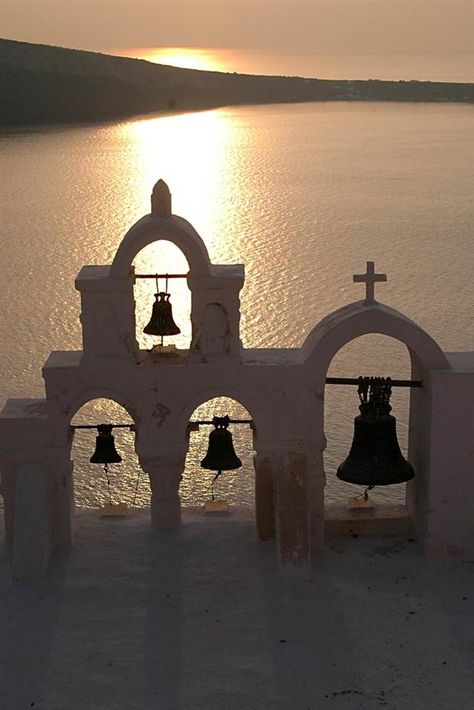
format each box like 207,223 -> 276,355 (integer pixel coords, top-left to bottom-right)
326,377 -> 422,388
190,418 -> 253,425
135,273 -> 188,280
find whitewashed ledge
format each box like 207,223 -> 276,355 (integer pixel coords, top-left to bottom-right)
0,508 -> 473,710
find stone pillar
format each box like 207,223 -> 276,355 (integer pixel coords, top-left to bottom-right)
274,448 -> 311,576
7,448 -> 74,579
187,265 -> 244,362
0,458 -> 17,552
141,454 -> 186,530
12,457 -> 54,579
306,441 -> 326,553
50,457 -> 75,548
75,265 -> 138,364
253,451 -> 275,541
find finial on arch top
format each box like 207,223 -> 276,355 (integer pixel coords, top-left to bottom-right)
151,179 -> 172,216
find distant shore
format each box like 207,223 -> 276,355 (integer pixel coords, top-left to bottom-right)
1,38 -> 473,128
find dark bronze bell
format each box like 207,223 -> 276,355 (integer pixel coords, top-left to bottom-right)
143,291 -> 181,337
201,416 -> 242,473
90,424 -> 122,464
337,377 -> 414,487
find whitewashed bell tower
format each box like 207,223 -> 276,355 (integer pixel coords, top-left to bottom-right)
1,179 -> 473,580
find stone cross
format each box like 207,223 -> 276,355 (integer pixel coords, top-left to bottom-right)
353,261 -> 387,303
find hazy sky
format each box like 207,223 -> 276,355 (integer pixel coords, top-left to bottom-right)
1,0 -> 473,54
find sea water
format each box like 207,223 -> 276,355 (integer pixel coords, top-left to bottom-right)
0,101 -> 472,507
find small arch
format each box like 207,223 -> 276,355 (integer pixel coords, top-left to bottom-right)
110,214 -> 212,279
70,397 -> 147,509
302,301 -> 449,387
183,396 -> 255,508
48,387 -> 139,449
65,388 -> 139,431
176,386 -> 262,441
133,240 -> 192,351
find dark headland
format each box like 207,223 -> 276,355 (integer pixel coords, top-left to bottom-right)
1,38 -> 473,127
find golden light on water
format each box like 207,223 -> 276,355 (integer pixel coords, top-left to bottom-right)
122,108 -> 238,350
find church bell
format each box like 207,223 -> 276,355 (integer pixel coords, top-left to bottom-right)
90,424 -> 122,465
201,416 -> 242,473
337,377 -> 414,487
143,291 -> 181,338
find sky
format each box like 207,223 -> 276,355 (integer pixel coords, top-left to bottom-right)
1,0 -> 473,55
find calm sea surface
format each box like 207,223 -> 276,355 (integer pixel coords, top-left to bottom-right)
0,102 -> 473,508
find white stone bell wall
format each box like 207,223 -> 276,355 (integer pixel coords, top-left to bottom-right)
0,180 -> 473,581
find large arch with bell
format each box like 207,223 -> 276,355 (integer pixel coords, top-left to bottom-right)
300,299 -> 450,551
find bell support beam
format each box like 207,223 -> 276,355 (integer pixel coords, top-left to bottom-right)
71,424 -> 135,430
326,377 -> 422,387
135,273 -> 188,280
190,418 -> 252,426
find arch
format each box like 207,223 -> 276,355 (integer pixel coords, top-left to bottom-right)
69,395 -> 145,509
183,394 -> 256,509
51,388 -> 139,446
323,333 -> 412,505
302,300 -> 449,387
68,390 -> 138,425
176,386 -> 262,443
110,214 -> 212,279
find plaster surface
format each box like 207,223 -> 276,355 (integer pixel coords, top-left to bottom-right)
0,508 -> 472,710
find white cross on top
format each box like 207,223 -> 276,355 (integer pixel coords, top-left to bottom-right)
353,261 -> 387,302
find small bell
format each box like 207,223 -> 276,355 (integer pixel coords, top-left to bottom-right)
143,291 -> 181,338
337,377 -> 414,487
201,416 -> 242,472
90,424 -> 122,464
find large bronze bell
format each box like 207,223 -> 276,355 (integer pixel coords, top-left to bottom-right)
201,416 -> 242,473
337,377 -> 414,487
90,424 -> 122,464
143,291 -> 181,338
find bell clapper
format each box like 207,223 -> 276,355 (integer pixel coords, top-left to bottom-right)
348,485 -> 376,511
132,467 -> 141,506
104,462 -> 112,506
210,469 -> 222,502
204,471 -> 231,513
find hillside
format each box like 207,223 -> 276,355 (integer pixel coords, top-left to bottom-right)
1,38 -> 473,127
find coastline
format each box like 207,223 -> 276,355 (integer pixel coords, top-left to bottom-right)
1,37 -> 473,129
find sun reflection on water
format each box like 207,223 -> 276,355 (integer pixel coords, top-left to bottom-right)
121,109 -> 235,236
123,109 -> 239,350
